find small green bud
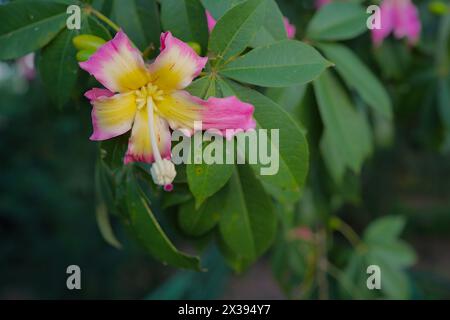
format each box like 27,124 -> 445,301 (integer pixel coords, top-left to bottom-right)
76,49 -> 96,62
329,217 -> 341,230
187,42 -> 202,55
73,34 -> 106,51
429,1 -> 448,15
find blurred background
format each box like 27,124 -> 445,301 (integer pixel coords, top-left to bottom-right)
1,0 -> 450,299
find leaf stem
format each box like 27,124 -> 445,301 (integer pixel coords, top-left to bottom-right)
90,8 -> 121,33
331,216 -> 363,250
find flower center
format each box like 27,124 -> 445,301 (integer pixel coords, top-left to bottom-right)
135,84 -> 176,191
135,83 -> 164,110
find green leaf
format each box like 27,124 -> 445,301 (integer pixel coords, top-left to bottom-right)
126,169 -> 201,270
265,85 -> 307,115
219,165 -> 276,265
187,157 -> 234,208
0,1 -> 68,60
365,252 -> 412,299
37,29 -> 78,108
112,0 -> 161,51
220,40 -> 330,87
250,0 -> 287,47
369,241 -> 417,268
96,203 -> 122,249
318,43 -> 392,120
364,215 -> 406,244
200,0 -> 244,18
161,0 -> 208,52
208,0 -> 266,63
178,191 -> 224,237
438,78 -> 450,144
306,2 -> 367,41
224,79 -> 309,203
94,159 -> 122,249
313,70 -> 372,183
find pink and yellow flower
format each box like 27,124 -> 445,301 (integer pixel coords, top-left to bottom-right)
206,10 -> 296,39
80,31 -> 255,191
371,0 -> 421,46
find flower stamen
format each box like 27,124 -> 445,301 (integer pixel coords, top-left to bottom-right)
147,96 -> 176,191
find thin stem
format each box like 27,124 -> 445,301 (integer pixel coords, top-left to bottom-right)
435,14 -> 450,77
333,217 -> 362,249
91,8 -> 121,32
147,97 -> 162,162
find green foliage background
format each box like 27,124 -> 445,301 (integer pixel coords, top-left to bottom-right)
1,0 -> 450,299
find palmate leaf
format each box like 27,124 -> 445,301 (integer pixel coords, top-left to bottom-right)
208,0 -> 266,63
126,169 -> 201,270
343,216 -> 416,299
220,40 -> 331,87
0,0 -> 68,60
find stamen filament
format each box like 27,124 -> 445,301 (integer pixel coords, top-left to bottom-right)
146,96 -> 162,163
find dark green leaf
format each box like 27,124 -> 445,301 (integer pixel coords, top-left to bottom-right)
38,29 -> 78,108
178,191 -> 224,236
161,0 -> 208,52
126,169 -> 201,270
0,1 -> 68,60
112,0 -> 161,51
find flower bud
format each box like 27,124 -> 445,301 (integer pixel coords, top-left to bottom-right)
429,1 -> 448,15
187,42 -> 202,55
76,49 -> 96,62
73,34 -> 106,51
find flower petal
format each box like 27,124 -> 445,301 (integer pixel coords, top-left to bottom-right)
156,91 -> 255,137
393,0 -> 420,44
206,11 -> 217,33
124,108 -> 172,164
149,32 -> 208,91
283,17 -> 296,39
89,92 -> 137,141
85,88 -> 114,101
79,31 -> 149,93
371,0 -> 395,46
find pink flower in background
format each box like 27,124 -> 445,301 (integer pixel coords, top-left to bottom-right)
206,10 -> 216,33
315,0 -> 332,8
17,53 -> 35,81
283,17 -> 296,39
372,0 -> 421,46
206,10 -> 296,39
79,31 -> 255,190
291,227 -> 313,241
